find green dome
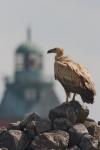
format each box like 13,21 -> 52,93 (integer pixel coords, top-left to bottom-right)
16,42 -> 42,55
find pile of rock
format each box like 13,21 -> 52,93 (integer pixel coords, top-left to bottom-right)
0,100 -> 100,150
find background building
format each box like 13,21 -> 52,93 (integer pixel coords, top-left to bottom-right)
0,29 -> 60,126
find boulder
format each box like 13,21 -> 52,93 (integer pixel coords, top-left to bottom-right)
68,145 -> 81,150
53,118 -> 73,131
20,112 -> 51,134
49,101 -> 89,124
16,132 -> 33,150
98,121 -> 100,126
7,121 -> 21,130
0,129 -> 22,150
94,125 -> 100,139
0,100 -> 100,150
84,119 -> 100,142
68,123 -> 88,146
0,148 -> 8,150
33,130 -> 69,149
83,119 -> 97,136
79,134 -> 98,150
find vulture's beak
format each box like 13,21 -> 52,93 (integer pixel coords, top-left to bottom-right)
47,49 -> 56,54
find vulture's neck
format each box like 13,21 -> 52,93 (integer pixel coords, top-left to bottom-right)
55,52 -> 64,61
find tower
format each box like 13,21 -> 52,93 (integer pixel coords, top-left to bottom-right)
0,29 -> 60,126
15,28 -> 43,84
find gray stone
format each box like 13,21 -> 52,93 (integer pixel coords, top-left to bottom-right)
49,101 -> 89,124
84,119 -> 100,142
83,119 -> 97,136
86,118 -> 96,122
33,130 -> 69,149
7,121 -> 21,130
28,144 -> 53,150
16,132 -> 33,150
20,112 -> 51,134
98,121 -> 100,126
9,130 -> 22,141
0,130 -> 22,150
73,123 -> 88,134
0,128 -> 7,134
94,125 -> 100,140
0,148 -> 8,150
68,145 -> 81,150
68,123 -> 88,146
53,118 -> 73,131
79,134 -> 98,150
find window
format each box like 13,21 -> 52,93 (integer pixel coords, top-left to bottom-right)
28,54 -> 42,69
24,88 -> 37,101
16,54 -> 24,71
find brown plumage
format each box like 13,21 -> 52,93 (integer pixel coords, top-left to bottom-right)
47,47 -> 96,103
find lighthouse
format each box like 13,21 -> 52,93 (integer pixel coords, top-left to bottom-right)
0,29 -> 60,126
15,28 -> 43,84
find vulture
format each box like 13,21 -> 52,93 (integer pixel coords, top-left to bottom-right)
47,48 -> 96,103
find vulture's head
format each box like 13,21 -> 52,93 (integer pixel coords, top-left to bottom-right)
47,47 -> 64,57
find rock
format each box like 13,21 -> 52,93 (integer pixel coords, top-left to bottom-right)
49,101 -> 89,124
20,112 -> 51,134
28,144 -> 49,150
86,118 -> 96,122
53,118 -> 73,131
1,103 -> 100,150
94,125 -> 100,144
84,119 -> 100,142
9,130 -> 21,141
24,121 -> 36,139
73,123 -> 88,134
7,121 -> 21,130
68,123 -> 88,146
98,121 -> 100,126
33,130 -> 69,149
17,113 -> 51,150
16,132 -> 34,150
0,129 -> 22,150
79,134 -> 98,150
0,148 -> 8,150
83,119 -> 97,136
68,145 -> 81,150
0,128 -> 7,134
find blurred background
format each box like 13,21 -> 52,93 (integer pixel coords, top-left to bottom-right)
0,0 -> 99,125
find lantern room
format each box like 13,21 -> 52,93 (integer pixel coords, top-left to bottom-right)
14,29 -> 43,84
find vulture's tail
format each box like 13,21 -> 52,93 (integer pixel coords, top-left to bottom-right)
80,90 -> 95,104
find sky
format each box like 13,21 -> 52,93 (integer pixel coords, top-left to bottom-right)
0,0 -> 100,120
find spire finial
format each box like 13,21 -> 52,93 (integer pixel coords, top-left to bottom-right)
27,27 -> 31,42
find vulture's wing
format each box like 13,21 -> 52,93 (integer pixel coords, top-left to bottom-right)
54,57 -> 96,94
54,60 -> 82,86
75,63 -> 96,94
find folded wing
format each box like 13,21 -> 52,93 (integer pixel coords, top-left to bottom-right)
54,57 -> 96,103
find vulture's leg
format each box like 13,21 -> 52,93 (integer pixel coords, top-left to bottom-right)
72,93 -> 76,101
66,92 -> 70,103
66,94 -> 68,103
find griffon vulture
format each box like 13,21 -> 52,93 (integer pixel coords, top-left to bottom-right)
47,48 -> 96,103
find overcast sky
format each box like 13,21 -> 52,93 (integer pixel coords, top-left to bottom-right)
0,0 -> 100,120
